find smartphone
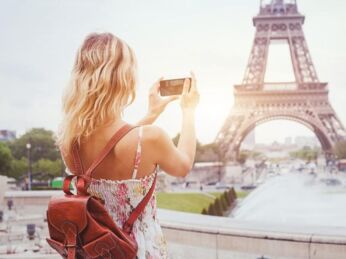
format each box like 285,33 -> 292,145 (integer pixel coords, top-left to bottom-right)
159,78 -> 191,96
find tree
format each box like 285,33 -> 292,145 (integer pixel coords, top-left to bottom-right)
0,142 -> 13,175
172,134 -> 228,163
8,128 -> 60,162
172,134 -> 210,162
195,142 -> 220,162
0,143 -> 29,180
237,151 -> 248,165
228,188 -> 237,205
10,157 -> 28,179
334,140 -> 346,159
32,159 -> 63,180
289,146 -> 319,161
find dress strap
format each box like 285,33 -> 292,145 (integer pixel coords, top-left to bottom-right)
131,126 -> 143,179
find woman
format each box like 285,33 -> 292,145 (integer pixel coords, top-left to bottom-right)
57,32 -> 199,258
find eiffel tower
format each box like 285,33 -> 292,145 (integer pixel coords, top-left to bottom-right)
217,0 -> 346,161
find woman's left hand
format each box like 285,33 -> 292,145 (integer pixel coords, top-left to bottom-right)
147,78 -> 178,117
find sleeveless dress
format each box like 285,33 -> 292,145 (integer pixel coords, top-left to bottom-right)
85,127 -> 168,259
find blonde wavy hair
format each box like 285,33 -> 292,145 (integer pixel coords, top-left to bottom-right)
57,32 -> 137,154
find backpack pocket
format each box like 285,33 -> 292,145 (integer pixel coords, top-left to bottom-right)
46,238 -> 67,258
83,231 -> 136,259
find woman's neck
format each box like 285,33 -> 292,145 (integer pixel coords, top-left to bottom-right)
97,115 -> 124,129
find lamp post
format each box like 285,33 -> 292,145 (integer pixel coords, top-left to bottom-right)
26,142 -> 32,190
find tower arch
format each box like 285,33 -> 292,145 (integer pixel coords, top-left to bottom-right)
217,0 -> 345,162
234,114 -> 330,158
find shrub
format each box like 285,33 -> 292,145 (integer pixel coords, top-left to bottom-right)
208,203 -> 216,216
231,187 -> 237,199
228,188 -> 237,203
227,189 -> 234,204
223,191 -> 231,205
214,198 -> 223,216
220,194 -> 229,211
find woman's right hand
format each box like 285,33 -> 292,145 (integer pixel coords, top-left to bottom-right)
150,72 -> 199,178
180,72 -> 199,111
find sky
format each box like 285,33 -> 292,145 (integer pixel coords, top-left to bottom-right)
0,0 -> 346,144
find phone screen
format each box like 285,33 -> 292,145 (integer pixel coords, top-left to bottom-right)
160,78 -> 191,96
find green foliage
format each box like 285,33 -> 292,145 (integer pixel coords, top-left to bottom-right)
8,128 -> 60,162
0,142 -> 13,174
236,191 -> 248,199
172,134 -> 225,163
239,149 -> 263,160
157,192 -> 215,214
334,140 -> 346,159
195,142 -> 220,162
32,159 -> 63,180
10,157 -> 28,179
236,150 -> 265,165
227,188 -> 237,204
214,198 -> 223,216
220,194 -> 229,211
222,191 -> 230,206
231,188 -> 237,199
0,128 -> 64,181
218,196 -> 225,211
157,191 -> 247,216
237,151 -> 248,165
172,133 -> 204,148
201,208 -> 208,215
0,142 -> 30,179
289,146 -> 319,161
209,192 -> 223,199
208,203 -> 216,216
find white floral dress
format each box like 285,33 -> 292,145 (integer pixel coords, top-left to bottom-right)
86,127 -> 168,259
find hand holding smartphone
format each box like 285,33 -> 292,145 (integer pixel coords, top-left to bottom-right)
159,78 -> 191,96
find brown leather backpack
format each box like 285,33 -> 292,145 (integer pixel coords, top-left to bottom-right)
46,124 -> 157,259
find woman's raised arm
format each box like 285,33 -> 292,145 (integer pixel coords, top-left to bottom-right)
148,72 -> 200,177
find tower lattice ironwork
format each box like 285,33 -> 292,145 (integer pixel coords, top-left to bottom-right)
217,0 -> 346,161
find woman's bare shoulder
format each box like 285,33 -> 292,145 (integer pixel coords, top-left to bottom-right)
141,125 -> 170,144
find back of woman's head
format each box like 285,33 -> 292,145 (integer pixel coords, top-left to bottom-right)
57,32 -> 137,154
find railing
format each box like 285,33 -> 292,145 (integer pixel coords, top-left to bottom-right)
2,192 -> 346,258
263,82 -> 297,90
159,209 -> 346,259
234,82 -> 327,92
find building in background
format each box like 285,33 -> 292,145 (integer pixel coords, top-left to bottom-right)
0,130 -> 16,142
285,137 -> 292,146
294,136 -> 319,148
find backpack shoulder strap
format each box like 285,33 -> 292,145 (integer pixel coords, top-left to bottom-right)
123,172 -> 157,234
71,141 -> 85,175
71,124 -> 138,178
85,124 -> 138,177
